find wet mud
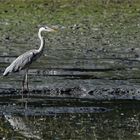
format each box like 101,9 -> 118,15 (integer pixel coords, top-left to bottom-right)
0,0 -> 140,100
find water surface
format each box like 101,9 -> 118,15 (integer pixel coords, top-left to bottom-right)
0,99 -> 140,140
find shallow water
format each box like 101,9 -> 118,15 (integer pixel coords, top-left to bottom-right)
1,99 -> 140,140
0,0 -> 140,99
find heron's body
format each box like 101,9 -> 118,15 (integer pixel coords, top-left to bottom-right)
3,49 -> 41,76
3,26 -> 56,97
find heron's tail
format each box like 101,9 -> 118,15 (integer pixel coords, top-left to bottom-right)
3,68 -> 10,76
3,71 -> 9,76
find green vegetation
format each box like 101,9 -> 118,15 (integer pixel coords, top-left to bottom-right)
0,0 -> 140,32
0,0 -> 140,81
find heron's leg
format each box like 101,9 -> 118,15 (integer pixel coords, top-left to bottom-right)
25,70 -> 29,96
22,74 -> 26,99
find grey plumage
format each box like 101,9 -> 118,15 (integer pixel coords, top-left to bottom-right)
3,26 -> 56,96
3,50 -> 39,76
3,26 -> 55,76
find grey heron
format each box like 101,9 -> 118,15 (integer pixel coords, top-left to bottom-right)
3,26 -> 56,97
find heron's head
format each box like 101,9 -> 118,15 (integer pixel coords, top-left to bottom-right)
39,26 -> 57,32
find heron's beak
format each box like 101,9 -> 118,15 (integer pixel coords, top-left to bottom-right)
46,28 -> 58,32
51,27 -> 58,32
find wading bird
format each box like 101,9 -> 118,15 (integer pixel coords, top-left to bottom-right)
3,26 -> 56,98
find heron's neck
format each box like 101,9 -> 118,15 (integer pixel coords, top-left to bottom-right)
37,30 -> 45,52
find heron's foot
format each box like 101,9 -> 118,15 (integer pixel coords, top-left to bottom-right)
20,89 -> 30,99
23,89 -> 29,94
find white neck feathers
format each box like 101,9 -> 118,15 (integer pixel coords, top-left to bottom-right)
37,29 -> 44,52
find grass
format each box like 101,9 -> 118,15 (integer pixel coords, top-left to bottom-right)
0,0 -> 140,70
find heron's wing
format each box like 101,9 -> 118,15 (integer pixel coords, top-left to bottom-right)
11,50 -> 39,71
3,50 -> 38,75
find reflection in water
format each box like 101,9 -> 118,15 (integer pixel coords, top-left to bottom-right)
4,114 -> 41,139
0,100 -> 140,140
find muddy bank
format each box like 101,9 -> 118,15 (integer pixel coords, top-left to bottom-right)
0,77 -> 140,100
0,0 -> 140,100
